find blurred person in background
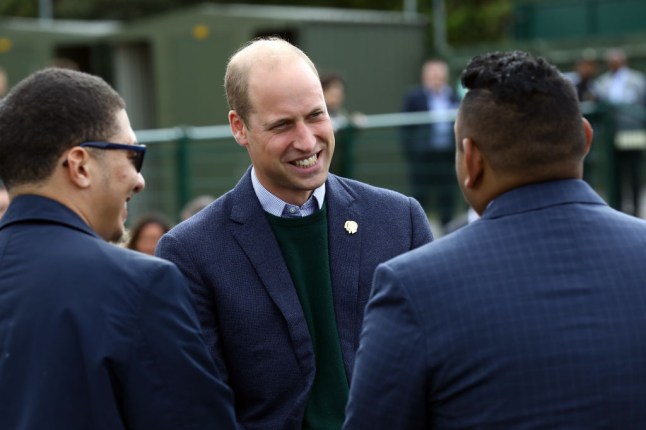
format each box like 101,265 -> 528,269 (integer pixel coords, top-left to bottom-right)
126,211 -> 172,255
400,59 -> 461,229
321,73 -> 364,178
594,47 -> 646,216
563,49 -> 600,185
0,68 -> 235,430
180,194 -> 216,221
564,49 -> 599,102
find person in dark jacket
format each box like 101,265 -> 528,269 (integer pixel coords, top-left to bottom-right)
400,59 -> 461,227
0,68 -> 235,430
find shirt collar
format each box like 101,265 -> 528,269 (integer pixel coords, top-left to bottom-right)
251,167 -> 326,217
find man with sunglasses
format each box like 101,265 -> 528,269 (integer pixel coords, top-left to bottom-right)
0,68 -> 235,429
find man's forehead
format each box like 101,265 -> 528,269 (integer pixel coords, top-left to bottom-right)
248,61 -> 320,96
111,109 -> 137,145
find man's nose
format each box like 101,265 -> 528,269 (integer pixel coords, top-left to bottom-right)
292,122 -> 316,151
133,173 -> 145,193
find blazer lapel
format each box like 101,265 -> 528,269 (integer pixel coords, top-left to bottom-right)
326,175 -> 362,378
482,179 -> 606,220
228,170 -> 315,377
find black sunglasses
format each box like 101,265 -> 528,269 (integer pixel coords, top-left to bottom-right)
79,141 -> 146,172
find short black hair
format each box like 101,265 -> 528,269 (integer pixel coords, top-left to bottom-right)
458,51 -> 586,175
0,68 -> 125,189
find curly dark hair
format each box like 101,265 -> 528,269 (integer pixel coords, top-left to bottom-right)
458,51 -> 586,175
0,68 -> 125,189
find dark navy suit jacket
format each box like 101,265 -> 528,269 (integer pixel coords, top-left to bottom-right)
156,169 -> 433,429
0,195 -> 236,430
400,86 -> 460,153
345,179 -> 646,429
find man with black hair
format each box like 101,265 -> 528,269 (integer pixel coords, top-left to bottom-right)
344,51 -> 646,429
0,68 -> 235,430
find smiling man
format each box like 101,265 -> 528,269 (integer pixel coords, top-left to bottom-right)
0,68 -> 236,430
156,37 -> 433,430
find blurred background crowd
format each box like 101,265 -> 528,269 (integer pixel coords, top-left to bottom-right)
2,0 -> 646,242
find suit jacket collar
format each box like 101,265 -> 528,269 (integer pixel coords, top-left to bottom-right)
229,169 -> 315,380
228,167 -> 360,379
324,174 -> 362,377
0,194 -> 99,239
482,179 -> 607,220
229,169 -> 296,321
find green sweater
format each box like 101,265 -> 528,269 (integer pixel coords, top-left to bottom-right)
267,205 -> 349,430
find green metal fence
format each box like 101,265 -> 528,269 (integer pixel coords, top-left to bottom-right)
130,104 -> 627,226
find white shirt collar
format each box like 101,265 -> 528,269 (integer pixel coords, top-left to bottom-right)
251,167 -> 326,217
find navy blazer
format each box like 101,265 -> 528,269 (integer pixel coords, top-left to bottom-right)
156,169 -> 433,430
344,179 -> 646,429
0,195 -> 236,430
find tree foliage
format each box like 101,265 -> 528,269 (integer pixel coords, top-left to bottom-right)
0,0 -> 513,46
444,0 -> 514,46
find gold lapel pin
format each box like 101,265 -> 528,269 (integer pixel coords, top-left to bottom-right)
344,220 -> 358,234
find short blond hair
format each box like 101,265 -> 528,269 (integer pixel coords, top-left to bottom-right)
224,37 -> 319,125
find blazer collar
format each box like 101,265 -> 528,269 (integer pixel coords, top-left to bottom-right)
228,168 -> 361,297
229,168 -> 316,377
482,179 -> 607,220
0,194 -> 99,239
228,167 -> 360,379
229,167 -> 355,223
324,174 -> 362,378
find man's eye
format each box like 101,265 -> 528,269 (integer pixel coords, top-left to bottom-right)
271,122 -> 289,131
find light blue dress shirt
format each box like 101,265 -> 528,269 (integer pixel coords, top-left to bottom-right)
251,167 -> 326,218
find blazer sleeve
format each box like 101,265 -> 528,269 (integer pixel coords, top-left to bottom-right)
155,233 -> 230,381
343,263 -> 427,430
409,196 -> 435,246
121,262 -> 236,430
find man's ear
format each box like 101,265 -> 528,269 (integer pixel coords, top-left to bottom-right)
462,137 -> 484,189
64,147 -> 92,188
582,116 -> 594,156
229,110 -> 248,148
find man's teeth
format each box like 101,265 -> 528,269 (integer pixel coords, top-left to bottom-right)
293,154 -> 317,168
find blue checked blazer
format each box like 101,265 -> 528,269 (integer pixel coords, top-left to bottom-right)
345,179 -> 646,430
156,167 -> 433,430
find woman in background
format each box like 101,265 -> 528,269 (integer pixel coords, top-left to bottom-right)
126,212 -> 172,255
